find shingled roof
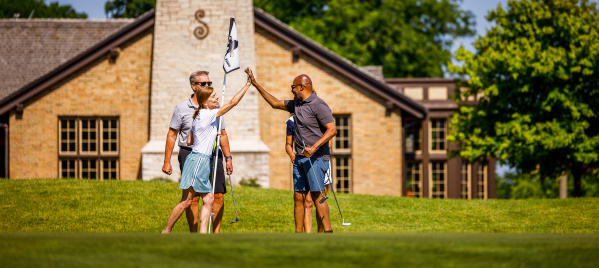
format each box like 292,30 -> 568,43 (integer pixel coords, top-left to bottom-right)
0,18 -> 133,100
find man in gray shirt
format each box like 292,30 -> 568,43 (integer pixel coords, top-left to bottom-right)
162,70 -> 233,233
245,68 -> 337,233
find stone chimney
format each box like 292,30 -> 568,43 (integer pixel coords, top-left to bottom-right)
142,0 -> 270,187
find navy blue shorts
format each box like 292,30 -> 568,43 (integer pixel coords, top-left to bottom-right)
293,156 -> 329,192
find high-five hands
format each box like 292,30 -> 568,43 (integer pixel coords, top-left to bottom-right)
245,67 -> 256,86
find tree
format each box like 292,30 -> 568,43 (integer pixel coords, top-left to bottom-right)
255,0 -> 475,78
105,0 -> 155,19
253,0 -> 328,24
0,0 -> 87,19
449,0 -> 599,197
496,171 -> 560,199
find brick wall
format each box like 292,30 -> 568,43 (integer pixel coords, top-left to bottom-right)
255,28 -> 403,196
9,31 -> 153,180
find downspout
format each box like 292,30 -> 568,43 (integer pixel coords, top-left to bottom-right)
1,123 -> 7,178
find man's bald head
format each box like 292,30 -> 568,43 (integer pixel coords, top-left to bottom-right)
296,74 -> 312,85
291,74 -> 315,101
294,74 -> 312,91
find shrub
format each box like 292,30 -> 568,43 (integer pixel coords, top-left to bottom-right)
239,177 -> 261,188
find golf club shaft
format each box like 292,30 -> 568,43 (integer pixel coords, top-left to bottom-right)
329,179 -> 345,220
229,174 -> 239,216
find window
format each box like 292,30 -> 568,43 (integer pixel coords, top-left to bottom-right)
406,162 -> 422,197
405,124 -> 422,153
102,119 -> 118,153
430,119 -> 446,152
430,161 -> 446,198
332,115 -> 352,193
334,156 -> 351,193
477,163 -> 487,199
60,159 -> 76,178
58,117 -> 119,180
60,119 -> 76,154
80,119 -> 97,154
81,159 -> 98,179
461,162 -> 471,199
334,115 -> 351,154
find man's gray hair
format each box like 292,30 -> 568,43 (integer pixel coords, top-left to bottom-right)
189,71 -> 209,83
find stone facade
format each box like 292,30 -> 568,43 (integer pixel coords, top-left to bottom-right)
143,0 -> 269,186
255,28 -> 404,196
9,31 -> 153,180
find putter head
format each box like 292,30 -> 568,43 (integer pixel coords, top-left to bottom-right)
342,222 -> 352,226
231,218 -> 239,224
319,195 -> 329,204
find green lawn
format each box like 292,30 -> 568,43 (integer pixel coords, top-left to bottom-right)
1,179 -> 598,267
1,233 -> 598,267
1,179 -> 597,233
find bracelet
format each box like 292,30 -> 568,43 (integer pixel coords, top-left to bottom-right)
225,156 -> 232,160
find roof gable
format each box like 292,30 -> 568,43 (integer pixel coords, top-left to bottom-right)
0,19 -> 133,101
0,13 -> 154,115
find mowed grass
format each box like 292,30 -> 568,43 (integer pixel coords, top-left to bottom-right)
1,180 -> 599,267
1,179 -> 597,233
1,233 -> 598,267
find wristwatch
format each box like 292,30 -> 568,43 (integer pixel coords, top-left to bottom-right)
225,156 -> 232,161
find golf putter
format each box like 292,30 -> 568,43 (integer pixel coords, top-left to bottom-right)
328,180 -> 351,226
229,174 -> 240,223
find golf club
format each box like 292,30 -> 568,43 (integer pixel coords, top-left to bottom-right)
328,175 -> 351,226
229,174 -> 240,223
292,115 -> 328,204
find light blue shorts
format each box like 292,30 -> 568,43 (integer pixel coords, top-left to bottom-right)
293,156 -> 329,192
179,152 -> 212,193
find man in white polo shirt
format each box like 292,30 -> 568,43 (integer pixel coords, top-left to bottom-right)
162,70 -> 233,233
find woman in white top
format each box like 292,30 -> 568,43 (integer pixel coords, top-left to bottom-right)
162,75 -> 251,234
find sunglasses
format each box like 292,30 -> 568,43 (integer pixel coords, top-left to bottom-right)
192,81 -> 212,86
291,84 -> 304,90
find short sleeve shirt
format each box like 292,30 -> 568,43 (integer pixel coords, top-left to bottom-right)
285,116 -> 295,136
284,93 -> 334,159
169,94 -> 226,148
191,109 -> 220,155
